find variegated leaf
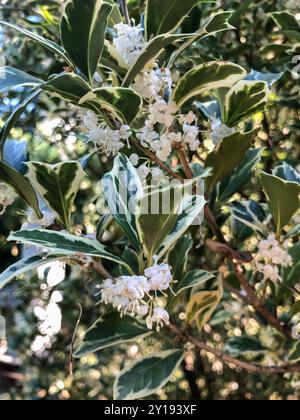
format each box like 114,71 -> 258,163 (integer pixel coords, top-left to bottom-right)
205,130 -> 258,192
260,171 -> 300,237
103,154 -> 143,251
168,234 -> 193,282
223,80 -> 270,127
75,313 -> 151,357
26,161 -> 85,230
176,269 -> 215,294
0,161 -> 42,218
42,72 -> 91,104
0,254 -> 65,290
8,229 -> 131,272
114,349 -> 184,400
289,341 -> 300,364
230,200 -> 269,237
0,66 -> 42,93
186,286 -> 223,331
91,87 -> 142,124
273,162 -> 300,184
173,62 -> 247,108
157,194 -> 206,259
61,0 -> 113,82
145,0 -> 207,38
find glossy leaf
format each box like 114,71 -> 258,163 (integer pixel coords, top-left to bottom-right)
3,140 -> 28,174
223,80 -> 269,127
289,341 -> 300,364
260,172 -> 300,236
103,154 -> 143,251
0,161 -> 41,218
186,287 -> 222,331
8,229 -> 131,271
61,0 -> 113,81
114,349 -> 184,400
26,161 -> 85,230
176,269 -> 215,294
0,66 -> 42,93
205,130 -> 258,192
42,72 -> 91,104
75,313 -> 151,357
224,336 -> 267,357
168,234 -> 193,281
173,61 -> 247,108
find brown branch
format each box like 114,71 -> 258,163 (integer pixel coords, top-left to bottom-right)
130,137 -> 183,180
231,261 -> 292,340
176,146 -> 194,180
168,324 -> 299,374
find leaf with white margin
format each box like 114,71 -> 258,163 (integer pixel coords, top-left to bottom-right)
75,312 -> 151,357
61,0 -> 113,82
0,254 -> 65,290
230,200 -> 269,237
173,62 -> 247,108
26,161 -> 85,230
260,171 -> 300,237
114,349 -> 184,400
157,194 -> 206,260
176,269 -> 215,294
8,229 -> 131,272
103,154 -> 143,251
273,162 -> 300,185
0,66 -> 42,93
223,80 -> 270,127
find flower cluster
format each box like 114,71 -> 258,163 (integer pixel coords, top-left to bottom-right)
100,257 -> 173,331
113,23 -> 144,67
31,261 -> 65,356
209,119 -> 235,145
254,234 -> 293,283
0,182 -> 17,214
83,110 -> 132,155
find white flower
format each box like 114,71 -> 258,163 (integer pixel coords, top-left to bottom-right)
148,100 -> 177,128
129,153 -> 140,167
210,119 -> 235,145
182,123 -> 200,152
144,258 -> 173,291
133,65 -> 173,102
113,23 -> 144,67
22,209 -> 56,230
254,234 -> 293,283
83,111 -> 131,155
146,307 -> 170,331
137,164 -> 151,181
0,183 -> 17,213
151,167 -> 165,182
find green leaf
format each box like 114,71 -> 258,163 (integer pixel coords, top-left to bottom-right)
0,254 -> 65,290
205,130 -> 258,192
260,172 -> 300,236
8,229 -> 131,271
291,301 -> 300,317
145,0 -> 207,38
176,269 -> 215,294
173,61 -> 247,108
0,21 -> 72,66
0,161 -> 41,218
273,163 -> 300,184
136,184 -> 181,262
103,154 -> 143,251
75,313 -> 151,357
157,194 -> 206,260
168,234 -> 193,282
289,341 -> 300,364
224,336 -> 267,357
0,66 -> 42,93
186,287 -> 222,331
42,72 -> 91,104
223,81 -> 269,127
269,11 -> 300,42
218,148 -> 262,202
122,33 -> 194,88
92,87 -> 142,124
105,0 -> 122,27
168,11 -> 234,67
114,349 -> 184,400
61,0 -> 113,82
230,200 -> 268,237
0,89 -> 42,155
26,161 -> 85,230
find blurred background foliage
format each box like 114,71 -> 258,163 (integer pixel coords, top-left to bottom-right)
0,0 -> 299,400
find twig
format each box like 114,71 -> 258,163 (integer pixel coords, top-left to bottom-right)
69,303 -> 83,376
168,323 -> 300,374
